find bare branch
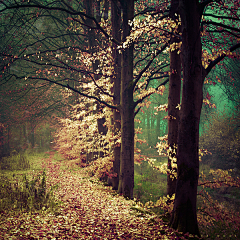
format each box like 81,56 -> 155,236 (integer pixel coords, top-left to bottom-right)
202,20 -> 240,33
134,78 -> 169,111
133,42 -> 169,89
203,42 -> 240,79
0,2 -> 121,45
21,76 -> 118,110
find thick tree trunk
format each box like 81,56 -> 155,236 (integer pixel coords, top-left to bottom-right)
167,0 -> 181,198
110,0 -> 121,190
170,0 -> 202,236
118,0 -> 135,199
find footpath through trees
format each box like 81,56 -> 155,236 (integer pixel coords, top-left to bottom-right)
0,151 -> 190,240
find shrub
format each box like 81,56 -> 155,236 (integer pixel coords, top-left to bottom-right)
0,171 -> 57,212
85,156 -> 114,180
0,151 -> 30,171
199,112 -> 240,169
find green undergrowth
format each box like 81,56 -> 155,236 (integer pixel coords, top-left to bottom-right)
3,150 -> 238,239
134,169 -> 167,204
0,150 -> 30,171
0,171 -> 58,213
130,160 -> 240,239
133,158 -> 168,204
0,149 -> 60,213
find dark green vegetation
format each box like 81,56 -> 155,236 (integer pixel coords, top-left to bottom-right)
134,158 -> 168,204
0,171 -> 55,212
133,157 -> 240,240
0,150 -> 30,171
0,151 -> 59,213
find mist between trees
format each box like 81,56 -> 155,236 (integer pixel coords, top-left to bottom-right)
0,0 -> 240,237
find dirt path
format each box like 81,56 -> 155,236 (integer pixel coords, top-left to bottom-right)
0,152 -> 179,239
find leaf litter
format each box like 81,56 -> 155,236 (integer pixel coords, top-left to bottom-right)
0,152 -> 186,239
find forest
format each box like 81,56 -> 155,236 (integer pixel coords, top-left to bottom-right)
0,0 -> 239,239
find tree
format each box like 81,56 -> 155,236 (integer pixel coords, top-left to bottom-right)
0,0 -> 83,154
170,0 -> 202,235
169,0 -> 240,236
0,0 -> 170,199
200,111 -> 240,169
109,0 -> 121,190
116,0 -> 135,198
167,0 -> 181,198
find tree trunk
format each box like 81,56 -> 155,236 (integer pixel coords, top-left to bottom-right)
0,124 -> 4,158
147,110 -> 151,145
118,0 -> 135,199
7,125 -> 10,150
170,0 -> 202,236
30,124 -> 35,148
84,0 -> 107,161
156,103 -> 161,144
110,0 -> 121,190
167,0 -> 181,198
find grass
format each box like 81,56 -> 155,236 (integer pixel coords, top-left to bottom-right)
0,150 -> 30,171
133,157 -> 168,205
132,158 -> 240,239
1,149 -> 239,239
0,149 -> 59,213
52,151 -> 65,162
134,171 -> 167,203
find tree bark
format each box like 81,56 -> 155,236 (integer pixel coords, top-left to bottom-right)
118,0 -> 135,199
84,0 -> 108,160
167,0 -> 181,198
156,99 -> 161,144
110,0 -> 121,190
170,0 -> 202,236
147,110 -> 151,145
0,124 -> 4,158
30,123 -> 35,148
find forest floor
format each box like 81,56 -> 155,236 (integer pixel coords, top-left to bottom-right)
0,151 -> 185,240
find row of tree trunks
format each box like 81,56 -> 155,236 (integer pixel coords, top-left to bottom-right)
82,0 -> 203,233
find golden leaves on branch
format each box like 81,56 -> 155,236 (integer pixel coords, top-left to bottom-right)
198,148 -> 212,162
203,99 -> 216,109
169,42 -> 182,53
154,103 -> 168,114
136,87 -> 155,100
134,85 -> 165,104
202,48 -> 238,69
118,14 -> 181,51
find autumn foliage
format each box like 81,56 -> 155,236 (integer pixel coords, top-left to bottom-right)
0,152 -> 194,239
0,0 -> 240,238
